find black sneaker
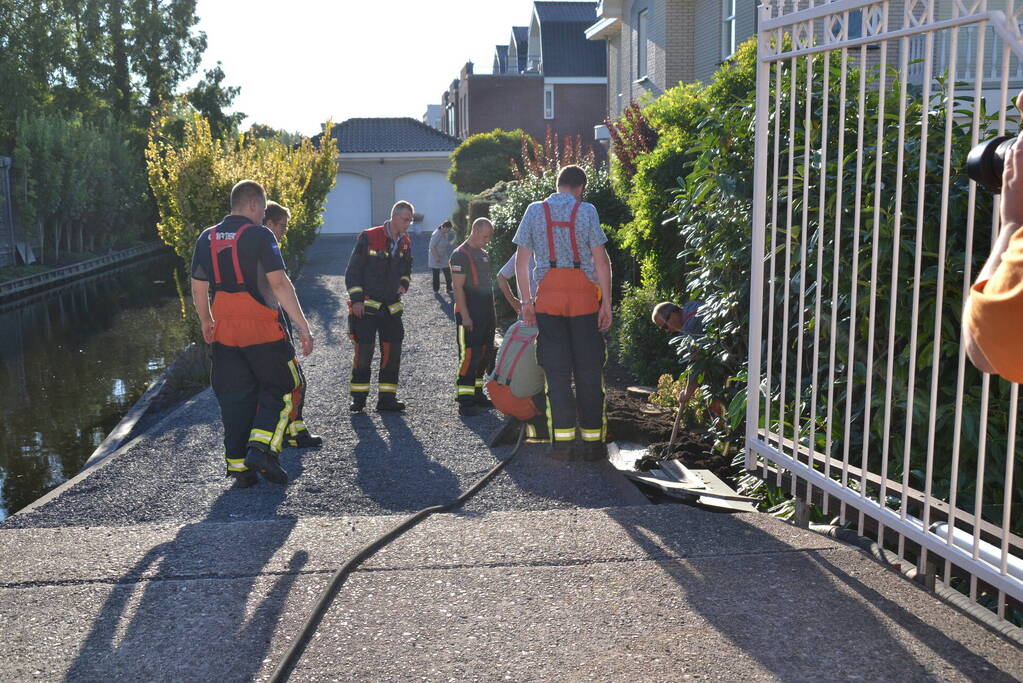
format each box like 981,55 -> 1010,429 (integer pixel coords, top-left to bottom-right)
350,397 -> 366,413
231,469 -> 258,488
244,447 -> 288,485
288,431 -> 323,448
376,397 -> 406,412
458,403 -> 480,417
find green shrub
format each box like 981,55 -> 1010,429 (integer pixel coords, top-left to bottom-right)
448,129 -> 531,195
612,283 -> 680,385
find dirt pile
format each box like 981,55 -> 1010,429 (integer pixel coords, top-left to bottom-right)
605,386 -> 736,484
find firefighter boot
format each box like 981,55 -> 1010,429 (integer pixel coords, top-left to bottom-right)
230,469 -> 258,489
288,425 -> 324,448
244,446 -> 288,485
350,394 -> 367,413
376,396 -> 406,412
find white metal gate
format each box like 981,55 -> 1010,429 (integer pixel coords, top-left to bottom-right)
746,0 -> 1023,624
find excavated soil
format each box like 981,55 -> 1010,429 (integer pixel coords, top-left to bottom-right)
604,369 -> 736,485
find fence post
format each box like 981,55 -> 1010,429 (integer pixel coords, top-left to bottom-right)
0,157 -> 15,268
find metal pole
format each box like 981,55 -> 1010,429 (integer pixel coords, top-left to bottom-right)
0,157 -> 15,267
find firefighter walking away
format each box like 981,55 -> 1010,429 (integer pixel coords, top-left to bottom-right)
190,180 -> 315,488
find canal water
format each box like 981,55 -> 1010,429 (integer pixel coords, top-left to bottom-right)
0,251 -> 193,520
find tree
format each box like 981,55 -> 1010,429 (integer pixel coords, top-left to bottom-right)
147,114 -> 338,266
447,129 -> 531,195
186,62 -> 244,141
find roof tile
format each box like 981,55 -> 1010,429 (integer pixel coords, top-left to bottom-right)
316,118 -> 460,154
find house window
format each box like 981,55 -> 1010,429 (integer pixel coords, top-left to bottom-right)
637,9 -> 648,78
847,9 -> 863,39
544,84 -> 554,119
721,0 -> 736,60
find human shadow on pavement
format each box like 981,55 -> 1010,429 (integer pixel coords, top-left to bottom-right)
603,506 -> 1017,681
433,291 -> 455,322
293,235 -> 354,346
64,462 -> 307,682
351,412 -> 461,512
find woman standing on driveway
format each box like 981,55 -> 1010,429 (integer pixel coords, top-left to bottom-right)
429,220 -> 456,293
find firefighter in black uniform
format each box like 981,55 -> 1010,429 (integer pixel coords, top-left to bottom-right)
450,217 -> 496,417
264,200 -> 322,448
190,180 -> 314,487
345,201 -> 414,412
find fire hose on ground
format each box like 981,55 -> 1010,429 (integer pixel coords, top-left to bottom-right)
268,421 -> 527,682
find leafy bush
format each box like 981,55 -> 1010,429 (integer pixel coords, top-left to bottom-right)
146,114 -> 338,267
611,41 -> 756,295
611,284 -> 680,385
448,129 -> 530,195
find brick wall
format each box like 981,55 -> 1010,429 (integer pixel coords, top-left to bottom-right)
550,82 -> 609,161
464,74 -> 544,139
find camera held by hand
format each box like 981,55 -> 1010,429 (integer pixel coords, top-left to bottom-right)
967,135 -> 1017,193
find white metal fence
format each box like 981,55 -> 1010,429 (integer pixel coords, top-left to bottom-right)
746,0 -> 1023,625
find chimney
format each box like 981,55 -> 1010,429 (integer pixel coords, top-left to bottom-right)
461,61 -> 474,79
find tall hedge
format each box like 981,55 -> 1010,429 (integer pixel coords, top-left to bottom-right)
146,114 -> 338,266
448,129 -> 531,195
13,112 -> 149,262
612,43 -> 756,297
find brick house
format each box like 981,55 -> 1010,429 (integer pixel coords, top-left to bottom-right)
586,0 -> 759,119
440,2 -> 608,158
315,118 -> 460,234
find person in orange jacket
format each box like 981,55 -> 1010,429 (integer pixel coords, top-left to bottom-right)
964,92 -> 1023,384
190,181 -> 314,488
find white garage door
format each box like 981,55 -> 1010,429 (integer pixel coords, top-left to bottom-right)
394,171 -> 457,235
321,172 -> 371,234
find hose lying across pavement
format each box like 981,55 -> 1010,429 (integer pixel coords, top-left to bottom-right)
268,422 -> 527,682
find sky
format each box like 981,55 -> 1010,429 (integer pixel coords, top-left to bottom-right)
186,0 -> 579,136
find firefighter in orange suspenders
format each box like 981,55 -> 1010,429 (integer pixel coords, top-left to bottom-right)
450,218 -> 496,417
190,180 -> 314,487
263,200 -> 322,449
513,165 -> 613,461
344,201 -> 414,412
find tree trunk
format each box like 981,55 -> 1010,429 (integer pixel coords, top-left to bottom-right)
78,223 -> 84,252
66,221 -> 72,254
37,219 -> 45,265
53,221 -> 60,262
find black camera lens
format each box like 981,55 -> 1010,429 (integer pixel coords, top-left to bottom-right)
967,135 -> 1017,193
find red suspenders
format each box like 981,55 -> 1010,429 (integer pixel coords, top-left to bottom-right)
455,245 -> 480,286
541,201 -> 582,269
209,223 -> 253,285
